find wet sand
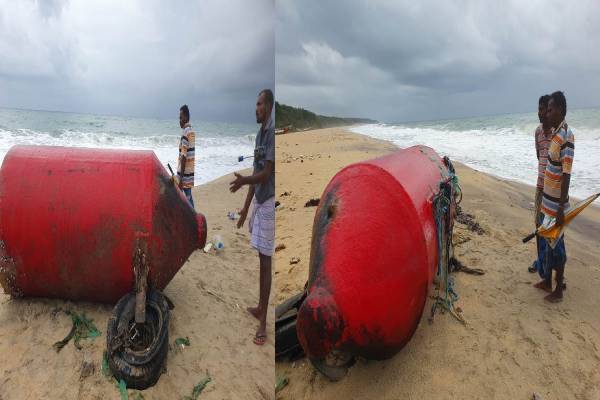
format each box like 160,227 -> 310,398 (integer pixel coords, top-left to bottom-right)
275,127 -> 600,400
0,172 -> 274,400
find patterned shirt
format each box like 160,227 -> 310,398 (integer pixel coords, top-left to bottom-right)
177,123 -> 196,189
541,121 -> 575,218
535,124 -> 553,189
253,111 -> 275,204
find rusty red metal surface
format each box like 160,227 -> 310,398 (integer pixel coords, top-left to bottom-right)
296,145 -> 450,360
0,145 -> 206,303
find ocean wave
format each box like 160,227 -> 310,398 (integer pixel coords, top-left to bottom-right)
0,127 -> 256,185
351,122 -> 600,200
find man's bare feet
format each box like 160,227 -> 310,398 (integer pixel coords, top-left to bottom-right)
253,327 -> 267,346
247,306 -> 262,320
533,280 -> 552,293
544,291 -> 563,303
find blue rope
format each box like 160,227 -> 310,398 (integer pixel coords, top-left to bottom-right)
431,162 -> 465,325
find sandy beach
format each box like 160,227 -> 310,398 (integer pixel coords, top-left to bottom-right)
275,127 -> 600,400
0,172 -> 274,400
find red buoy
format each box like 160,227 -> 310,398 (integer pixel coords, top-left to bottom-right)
0,145 -> 206,303
297,145 -> 451,361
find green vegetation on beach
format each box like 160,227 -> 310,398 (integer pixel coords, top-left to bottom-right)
275,102 -> 376,131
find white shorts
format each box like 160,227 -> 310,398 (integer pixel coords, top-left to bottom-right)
249,196 -> 275,256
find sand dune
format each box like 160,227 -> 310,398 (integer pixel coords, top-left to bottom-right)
274,127 -> 600,400
0,172 -> 274,400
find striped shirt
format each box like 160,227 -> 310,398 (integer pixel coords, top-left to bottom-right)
541,121 -> 575,218
177,123 -> 196,189
535,124 -> 553,189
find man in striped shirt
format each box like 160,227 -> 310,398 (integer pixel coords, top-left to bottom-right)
537,91 -> 574,303
177,104 -> 196,208
529,95 -> 552,276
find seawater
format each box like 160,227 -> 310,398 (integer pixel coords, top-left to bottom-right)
351,108 -> 600,200
0,108 -> 257,184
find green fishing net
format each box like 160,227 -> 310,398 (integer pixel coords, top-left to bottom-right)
53,310 -> 101,352
174,337 -> 191,347
182,375 -> 211,400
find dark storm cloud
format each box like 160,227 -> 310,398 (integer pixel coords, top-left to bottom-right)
277,0 -> 600,122
0,0 -> 274,122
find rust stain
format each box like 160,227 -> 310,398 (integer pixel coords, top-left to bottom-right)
133,239 -> 150,323
0,240 -> 21,297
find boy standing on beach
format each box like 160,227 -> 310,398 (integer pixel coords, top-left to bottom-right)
529,95 -> 552,277
177,105 -> 196,208
535,91 -> 574,303
230,89 -> 275,345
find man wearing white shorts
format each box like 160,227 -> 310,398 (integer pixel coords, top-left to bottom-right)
230,89 -> 275,345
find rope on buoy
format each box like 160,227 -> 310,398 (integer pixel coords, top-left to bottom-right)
430,157 -> 467,326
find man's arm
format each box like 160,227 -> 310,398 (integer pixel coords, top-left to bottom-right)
535,129 -> 540,160
178,134 -> 189,189
556,130 -> 573,227
240,161 -> 273,185
231,128 -> 275,227
235,128 -> 276,188
229,160 -> 273,192
556,173 -> 570,226
179,154 -> 186,188
237,184 -> 255,228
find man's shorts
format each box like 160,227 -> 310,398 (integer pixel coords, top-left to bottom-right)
545,235 -> 567,270
534,189 -> 548,279
182,187 -> 195,209
249,196 -> 275,257
534,188 -> 543,227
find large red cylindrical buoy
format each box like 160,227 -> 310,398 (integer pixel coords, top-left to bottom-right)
0,145 -> 207,303
297,145 -> 450,361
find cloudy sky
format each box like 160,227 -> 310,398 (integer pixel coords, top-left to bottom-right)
0,0 -> 274,122
277,0 -> 600,123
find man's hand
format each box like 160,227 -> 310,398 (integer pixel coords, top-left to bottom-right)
557,174 -> 570,228
556,207 -> 565,227
237,207 -> 248,229
230,172 -> 247,193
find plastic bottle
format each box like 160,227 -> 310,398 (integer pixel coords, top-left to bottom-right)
213,235 -> 225,252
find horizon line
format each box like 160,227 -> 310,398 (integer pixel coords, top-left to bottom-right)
0,105 -> 257,126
